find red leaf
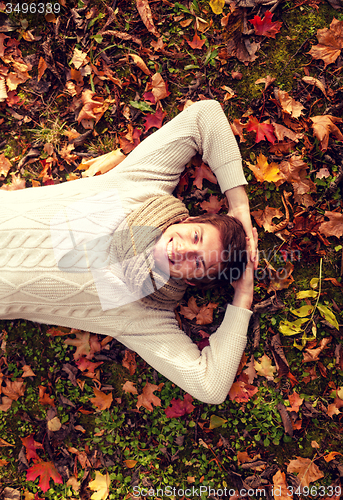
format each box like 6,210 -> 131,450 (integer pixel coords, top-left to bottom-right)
143,107 -> 166,133
21,435 -> 44,462
186,33 -> 206,50
26,461 -> 63,492
246,116 -> 276,144
165,394 -> 195,418
249,11 -> 282,38
192,162 -> 217,189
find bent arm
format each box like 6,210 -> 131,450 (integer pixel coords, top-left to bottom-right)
106,100 -> 247,196
117,304 -> 252,405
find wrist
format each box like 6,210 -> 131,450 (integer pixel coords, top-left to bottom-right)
232,291 -> 253,310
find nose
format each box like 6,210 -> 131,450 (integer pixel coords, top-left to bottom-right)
176,242 -> 196,261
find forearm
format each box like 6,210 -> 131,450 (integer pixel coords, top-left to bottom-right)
225,185 -> 250,214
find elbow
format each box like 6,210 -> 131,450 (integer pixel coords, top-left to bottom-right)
191,387 -> 230,405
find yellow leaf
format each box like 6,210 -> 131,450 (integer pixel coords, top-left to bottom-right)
310,278 -> 319,289
279,318 -> 308,336
317,304 -> 339,330
290,305 -> 314,317
296,290 -> 318,299
254,354 -> 276,381
209,0 -> 226,15
246,153 -> 285,185
89,471 -> 111,500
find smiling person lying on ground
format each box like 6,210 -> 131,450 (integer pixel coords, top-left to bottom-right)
0,99 -> 257,404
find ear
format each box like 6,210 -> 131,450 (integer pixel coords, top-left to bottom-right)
181,216 -> 195,223
184,279 -> 196,286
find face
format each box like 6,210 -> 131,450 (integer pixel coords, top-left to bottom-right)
153,218 -> 224,281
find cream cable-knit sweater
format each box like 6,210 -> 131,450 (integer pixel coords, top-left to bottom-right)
0,100 -> 252,404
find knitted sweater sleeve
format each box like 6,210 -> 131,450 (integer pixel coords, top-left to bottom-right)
117,304 -> 252,405
112,100 -> 247,195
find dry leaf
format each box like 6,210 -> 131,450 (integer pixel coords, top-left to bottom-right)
318,211 -> 343,238
136,0 -> 160,37
287,392 -> 304,413
302,76 -> 327,97
128,53 -> 151,75
246,153 -> 285,185
150,72 -> 169,101
272,470 -> 292,500
0,153 -> 11,177
276,89 -> 304,118
251,206 -> 283,232
310,115 -> 343,151
37,57 -> 48,82
122,350 -> 137,376
89,471 -> 111,500
273,123 -> 303,142
122,381 -> 138,395
254,354 -> 276,380
308,18 -> 343,68
287,457 -> 324,487
136,382 -> 163,411
71,48 -> 88,69
90,388 -> 113,411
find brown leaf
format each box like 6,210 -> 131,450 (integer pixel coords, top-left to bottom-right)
77,90 -> 110,128
192,162 -> 218,188
38,386 -> 55,407
122,381 -> 138,395
287,392 -> 304,413
122,350 -> 137,376
2,378 -> 25,401
22,365 -> 36,377
196,302 -> 218,325
255,74 -> 275,89
136,0 -> 160,37
279,155 -> 316,196
275,89 -> 305,118
308,18 -> 343,68
64,332 -> 91,360
0,153 -> 11,177
251,206 -> 283,232
199,195 -> 224,214
90,388 -> 113,411
136,382 -> 163,411
310,115 -> 343,151
37,57 -> 48,83
303,337 -> 331,362
0,172 -> 26,191
287,457 -> 324,487
273,470 -> 293,500
273,123 -> 304,142
0,396 -> 13,412
318,211 -> 343,238
230,119 -> 246,142
128,53 -> 151,75
180,296 -> 200,321
302,76 -> 327,97
266,260 -> 294,294
150,73 -> 169,101
80,149 -> 126,178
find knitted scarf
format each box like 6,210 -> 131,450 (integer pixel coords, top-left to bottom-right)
110,195 -> 189,310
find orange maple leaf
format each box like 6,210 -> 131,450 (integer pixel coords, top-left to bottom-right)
38,386 -> 55,407
136,382 -> 163,412
2,378 -> 25,401
122,380 -> 138,395
186,33 -> 206,50
90,387 -> 113,411
246,153 -> 285,185
310,115 -> 343,151
287,391 -> 304,413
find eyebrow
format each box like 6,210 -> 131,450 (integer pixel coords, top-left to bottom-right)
198,226 -> 207,272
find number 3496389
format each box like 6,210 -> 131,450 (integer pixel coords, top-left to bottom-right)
5,3 -> 61,14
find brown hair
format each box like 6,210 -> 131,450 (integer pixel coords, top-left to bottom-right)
180,213 -> 247,290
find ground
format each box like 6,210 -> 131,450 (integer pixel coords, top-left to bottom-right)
0,0 -> 343,499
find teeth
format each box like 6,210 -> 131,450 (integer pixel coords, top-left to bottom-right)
167,241 -> 173,262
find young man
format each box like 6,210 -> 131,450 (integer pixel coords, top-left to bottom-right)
0,100 -> 256,404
